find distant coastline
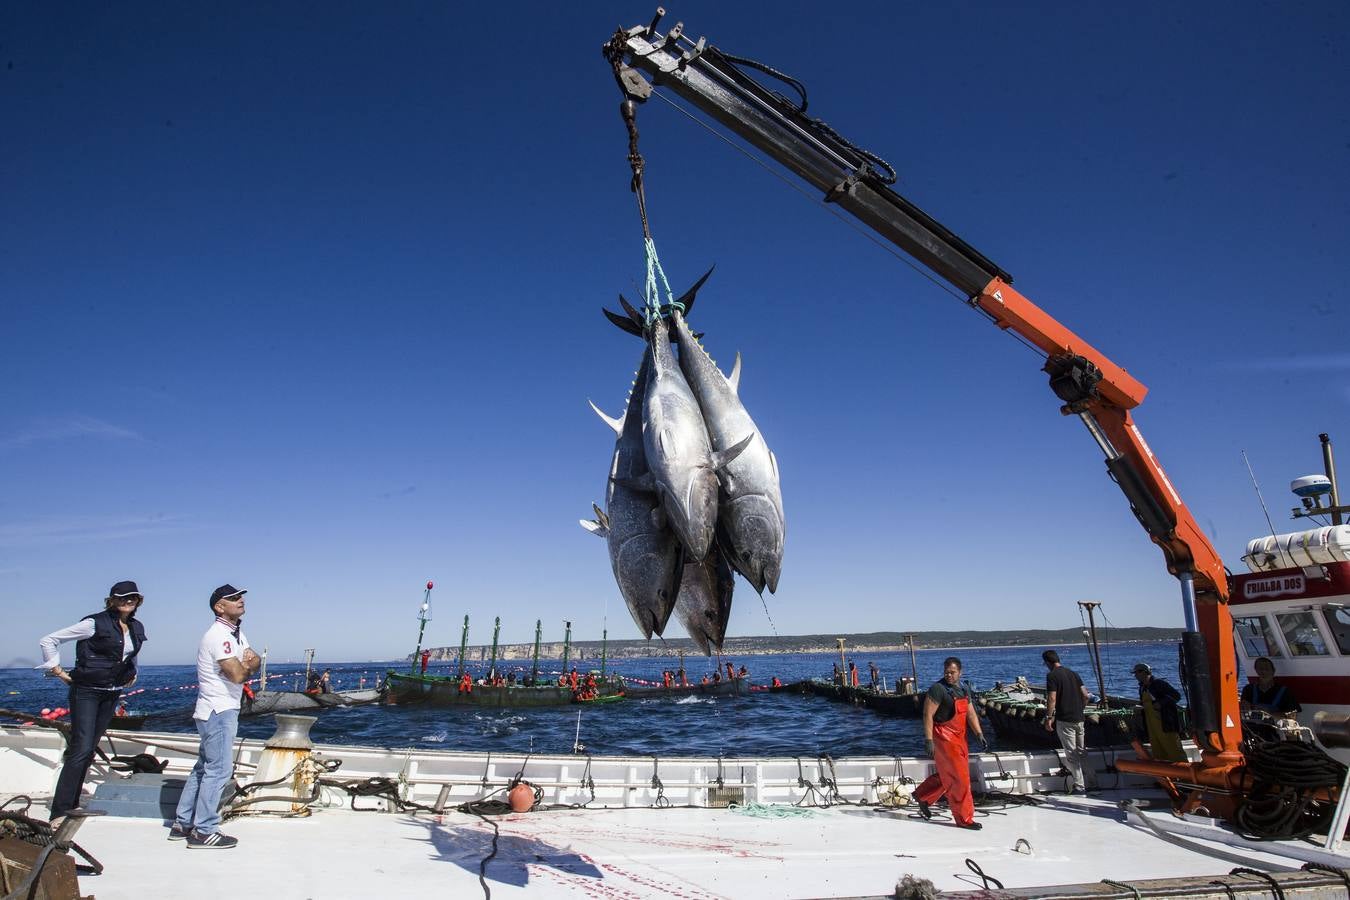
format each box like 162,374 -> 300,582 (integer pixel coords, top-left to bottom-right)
405,626 -> 1180,663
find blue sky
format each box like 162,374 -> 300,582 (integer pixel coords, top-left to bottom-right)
3,2 -> 1347,665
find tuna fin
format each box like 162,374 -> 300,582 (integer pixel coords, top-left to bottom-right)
613,471 -> 656,493
670,265 -> 714,317
728,352 -> 742,394
604,306 -> 644,337
588,399 -> 623,435
618,294 -> 646,326
579,518 -> 608,538
711,433 -> 755,472
592,503 -> 610,532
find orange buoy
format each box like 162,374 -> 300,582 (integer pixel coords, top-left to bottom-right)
508,782 -> 535,813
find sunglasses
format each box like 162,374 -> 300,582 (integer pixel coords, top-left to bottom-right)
114,597 -> 143,604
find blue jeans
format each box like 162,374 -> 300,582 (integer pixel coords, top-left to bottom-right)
51,685 -> 121,818
174,708 -> 239,834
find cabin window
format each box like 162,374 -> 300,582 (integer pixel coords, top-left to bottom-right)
1326,607 -> 1350,655
1275,612 -> 1330,656
1233,616 -> 1282,658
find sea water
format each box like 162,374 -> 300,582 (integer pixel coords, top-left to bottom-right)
0,642 -> 1181,757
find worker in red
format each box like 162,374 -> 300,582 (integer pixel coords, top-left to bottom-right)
848,661 -> 859,687
725,661 -> 735,681
661,670 -> 673,688
913,656 -> 988,830
420,650 -> 431,674
457,672 -> 472,694
568,668 -> 579,691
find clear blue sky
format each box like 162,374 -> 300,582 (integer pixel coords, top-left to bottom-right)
3,3 -> 1347,665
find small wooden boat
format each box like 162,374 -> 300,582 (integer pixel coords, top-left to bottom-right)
383,671 -> 625,708
804,679 -> 924,717
624,676 -> 750,699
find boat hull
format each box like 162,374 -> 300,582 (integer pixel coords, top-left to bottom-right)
625,677 -> 750,698
383,672 -> 621,707
803,680 -> 925,717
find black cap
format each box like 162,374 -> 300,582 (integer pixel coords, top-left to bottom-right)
209,584 -> 247,610
109,580 -> 142,598
1132,662 -> 1152,674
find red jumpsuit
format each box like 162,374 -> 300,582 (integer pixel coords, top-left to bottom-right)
914,692 -> 975,826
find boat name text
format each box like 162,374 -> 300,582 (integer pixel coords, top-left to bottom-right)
1243,575 -> 1305,599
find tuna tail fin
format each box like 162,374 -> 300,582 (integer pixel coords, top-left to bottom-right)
592,503 -> 610,532
728,352 -> 742,394
604,305 -> 644,338
588,399 -> 624,435
667,265 -> 714,318
710,432 -> 755,473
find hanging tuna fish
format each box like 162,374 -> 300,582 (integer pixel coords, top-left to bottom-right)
580,354 -> 684,639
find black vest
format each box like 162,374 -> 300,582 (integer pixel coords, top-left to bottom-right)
72,608 -> 146,688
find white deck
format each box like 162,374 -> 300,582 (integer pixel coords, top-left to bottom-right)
42,796 -> 1328,898
3,725 -> 1347,897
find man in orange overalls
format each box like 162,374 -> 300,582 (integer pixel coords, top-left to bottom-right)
913,656 -> 989,830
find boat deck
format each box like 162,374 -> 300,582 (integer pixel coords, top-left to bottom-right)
32,791 -> 1338,898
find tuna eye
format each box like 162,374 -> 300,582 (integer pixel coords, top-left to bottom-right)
741,551 -> 751,561
658,589 -> 668,599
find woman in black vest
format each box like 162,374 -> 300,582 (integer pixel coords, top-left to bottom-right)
37,580 -> 148,819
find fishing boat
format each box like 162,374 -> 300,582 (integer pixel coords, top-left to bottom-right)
804,679 -> 925,717
624,675 -> 750,698
3,716 -> 1348,897
975,679 -> 1145,750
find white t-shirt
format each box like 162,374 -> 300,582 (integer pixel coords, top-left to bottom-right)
193,618 -> 251,720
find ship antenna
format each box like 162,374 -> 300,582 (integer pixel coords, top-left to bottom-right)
1242,450 -> 1280,543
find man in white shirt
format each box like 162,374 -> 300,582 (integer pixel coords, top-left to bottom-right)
170,584 -> 260,849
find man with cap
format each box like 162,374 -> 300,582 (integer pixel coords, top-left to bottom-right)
37,580 -> 149,820
1132,662 -> 1186,763
170,584 -> 260,849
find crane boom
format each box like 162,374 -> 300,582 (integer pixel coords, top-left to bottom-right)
608,16 -> 1242,762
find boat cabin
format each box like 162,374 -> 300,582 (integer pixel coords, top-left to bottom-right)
1232,524 -> 1350,725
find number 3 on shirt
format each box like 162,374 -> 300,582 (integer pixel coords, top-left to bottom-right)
223,640 -> 232,654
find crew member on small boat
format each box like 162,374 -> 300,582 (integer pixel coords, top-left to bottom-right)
868,662 -> 879,689
677,667 -> 688,687
306,669 -> 332,695
738,665 -> 748,678
37,579 -> 148,821
832,663 -> 842,685
1132,662 -> 1186,763
420,649 -> 431,674
848,661 -> 859,687
1240,656 -> 1301,717
914,656 -> 988,830
712,670 -> 722,683
1042,649 -> 1094,794
771,676 -> 783,688
662,670 -> 673,688
569,668 -> 579,691
172,584 -> 260,849
725,661 -> 735,681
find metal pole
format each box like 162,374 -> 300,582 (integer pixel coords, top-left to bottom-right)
411,581 -> 434,674
304,648 -> 315,689
489,616 -> 501,680
259,647 -> 269,693
837,638 -> 847,685
562,621 -> 572,674
457,615 -> 469,679
531,619 -> 542,685
601,625 -> 608,678
1079,602 -> 1109,704
906,634 -> 918,687
1322,433 -> 1343,526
